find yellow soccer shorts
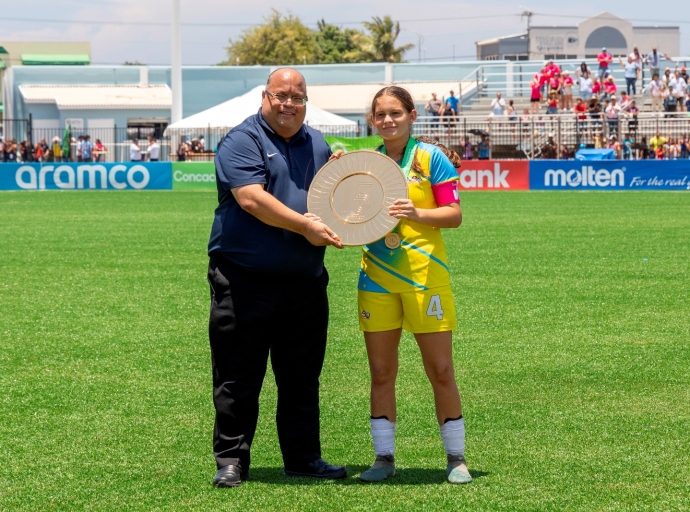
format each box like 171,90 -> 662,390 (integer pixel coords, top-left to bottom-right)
358,285 -> 457,333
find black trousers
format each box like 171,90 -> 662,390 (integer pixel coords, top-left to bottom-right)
208,256 -> 329,471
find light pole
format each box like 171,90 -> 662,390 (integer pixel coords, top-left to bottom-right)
519,6 -> 533,60
403,29 -> 425,63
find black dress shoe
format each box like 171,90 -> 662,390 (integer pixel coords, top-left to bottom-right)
212,464 -> 250,488
284,458 -> 347,479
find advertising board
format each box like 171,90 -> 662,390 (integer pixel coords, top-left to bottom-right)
172,162 -> 216,190
0,162 -> 172,191
457,160 -> 529,190
530,161 -> 690,191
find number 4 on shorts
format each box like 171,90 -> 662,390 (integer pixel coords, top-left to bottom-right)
426,294 -> 444,320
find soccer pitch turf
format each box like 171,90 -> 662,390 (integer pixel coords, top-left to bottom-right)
0,190 -> 688,511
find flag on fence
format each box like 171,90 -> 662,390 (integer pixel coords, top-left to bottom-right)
324,135 -> 383,153
61,124 -> 71,158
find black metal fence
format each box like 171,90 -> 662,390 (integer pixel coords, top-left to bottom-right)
4,115 -> 690,162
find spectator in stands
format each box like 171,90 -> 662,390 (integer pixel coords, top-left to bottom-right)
680,133 -> 689,159
36,138 -> 48,162
546,91 -> 559,115
5,139 -> 17,162
561,70 -> 574,111
82,135 -> 93,162
591,76 -> 602,100
636,136 -> 648,159
645,47 -> 671,79
619,55 -> 640,95
477,135 -> 490,159
649,131 -> 666,158
576,62 -> 592,78
51,137 -> 62,162
507,99 -> 517,120
576,70 -> 593,101
460,136 -> 473,160
147,136 -> 161,161
76,135 -> 84,162
603,76 -> 617,101
668,137 -> 680,159
597,47 -> 613,79
663,85 -> 677,116
560,144 -> 570,160
548,71 -> 562,97
541,133 -> 557,159
574,98 -> 588,132
670,70 -> 687,112
649,73 -> 664,114
530,75 -> 541,114
441,100 -> 456,132
680,67 -> 689,84
588,98 -> 603,136
489,92 -> 506,116
605,96 -> 621,136
607,135 -> 621,158
425,92 -> 443,130
662,67 -> 673,86
622,133 -> 635,160
130,139 -> 142,162
177,141 -> 188,161
538,68 -> 549,102
446,90 -> 459,115
544,59 -> 560,78
626,100 -> 639,132
94,139 -> 106,162
629,47 -> 642,69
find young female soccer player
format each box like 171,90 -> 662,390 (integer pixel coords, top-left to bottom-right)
358,86 -> 471,484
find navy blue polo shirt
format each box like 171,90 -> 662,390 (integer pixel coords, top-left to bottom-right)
208,110 -> 332,277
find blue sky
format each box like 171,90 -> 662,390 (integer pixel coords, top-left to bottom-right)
1,0 -> 688,65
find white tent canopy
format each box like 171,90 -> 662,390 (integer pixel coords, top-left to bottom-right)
165,85 -> 357,136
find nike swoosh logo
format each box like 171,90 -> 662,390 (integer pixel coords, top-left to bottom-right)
267,152 -> 278,157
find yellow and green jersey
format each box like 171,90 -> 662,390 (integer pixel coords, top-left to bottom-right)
358,139 -> 460,294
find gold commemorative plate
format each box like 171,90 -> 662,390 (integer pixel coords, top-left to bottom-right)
307,150 -> 408,246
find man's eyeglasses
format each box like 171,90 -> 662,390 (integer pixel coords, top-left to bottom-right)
265,90 -> 308,106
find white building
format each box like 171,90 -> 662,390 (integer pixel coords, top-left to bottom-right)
477,12 -> 680,61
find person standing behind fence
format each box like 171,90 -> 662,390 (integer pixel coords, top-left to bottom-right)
425,93 -> 443,130
130,140 -> 142,162
446,90 -> 459,116
650,73 -> 664,114
94,139 -> 106,162
489,92 -> 506,116
147,136 -> 161,161
530,75 -> 541,114
577,71 -> 593,101
645,47 -> 670,80
619,56 -> 639,95
82,135 -> 93,162
670,70 -> 687,112
597,48 -> 613,79
51,137 -> 62,162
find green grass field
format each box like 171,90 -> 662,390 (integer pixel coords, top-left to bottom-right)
1,190 -> 689,511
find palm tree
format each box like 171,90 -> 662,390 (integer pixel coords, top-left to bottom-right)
360,16 -> 414,63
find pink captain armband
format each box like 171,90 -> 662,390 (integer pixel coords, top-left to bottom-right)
431,180 -> 460,205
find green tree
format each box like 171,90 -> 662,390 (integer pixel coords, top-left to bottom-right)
313,20 -> 364,64
360,16 -> 414,63
220,10 -> 320,66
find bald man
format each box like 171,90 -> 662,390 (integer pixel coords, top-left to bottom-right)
208,68 -> 346,487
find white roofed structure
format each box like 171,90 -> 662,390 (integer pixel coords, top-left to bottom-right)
18,84 -> 172,109
165,85 -> 357,139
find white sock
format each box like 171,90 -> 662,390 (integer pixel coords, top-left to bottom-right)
371,417 -> 396,456
440,417 -> 465,457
